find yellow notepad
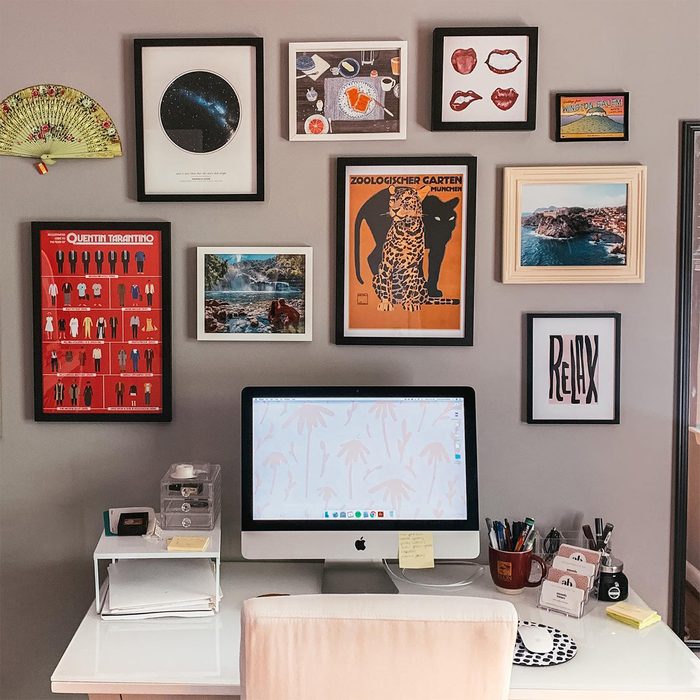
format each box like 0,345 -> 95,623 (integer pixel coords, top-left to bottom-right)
606,602 -> 661,630
167,536 -> 210,552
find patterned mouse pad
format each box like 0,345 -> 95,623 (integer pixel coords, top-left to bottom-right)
513,620 -> 577,667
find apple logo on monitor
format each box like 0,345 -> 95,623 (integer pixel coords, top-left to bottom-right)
354,537 -> 366,551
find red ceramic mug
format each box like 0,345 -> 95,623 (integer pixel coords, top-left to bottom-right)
488,546 -> 547,594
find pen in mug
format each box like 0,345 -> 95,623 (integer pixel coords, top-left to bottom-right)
504,519 -> 513,551
522,526 -> 537,551
485,518 -> 499,549
514,517 -> 535,552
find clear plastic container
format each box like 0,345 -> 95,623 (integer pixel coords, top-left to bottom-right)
160,463 -> 221,530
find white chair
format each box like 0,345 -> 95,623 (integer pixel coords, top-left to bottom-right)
241,593 -> 518,700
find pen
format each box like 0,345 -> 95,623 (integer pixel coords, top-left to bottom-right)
504,519 -> 513,551
514,517 -> 535,552
600,522 -> 614,551
495,521 -> 506,550
486,518 -> 499,549
512,521 -> 522,546
522,526 -> 537,552
595,517 -> 603,548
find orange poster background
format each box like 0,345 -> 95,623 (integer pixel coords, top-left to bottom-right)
347,173 -> 465,331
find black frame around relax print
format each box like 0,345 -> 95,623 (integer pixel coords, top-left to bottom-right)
526,313 -> 621,424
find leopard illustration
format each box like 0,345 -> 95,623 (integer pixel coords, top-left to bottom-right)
372,184 -> 459,312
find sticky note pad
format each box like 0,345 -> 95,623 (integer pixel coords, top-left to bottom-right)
167,536 -> 210,552
398,532 -> 435,569
606,602 -> 661,629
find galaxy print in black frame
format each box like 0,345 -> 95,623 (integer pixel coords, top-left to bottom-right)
160,71 -> 241,153
135,38 -> 264,201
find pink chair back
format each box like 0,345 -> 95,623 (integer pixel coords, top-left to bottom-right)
242,593 -> 517,700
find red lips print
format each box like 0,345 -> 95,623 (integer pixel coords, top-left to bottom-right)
485,49 -> 522,74
449,90 -> 483,111
450,48 -> 477,75
491,88 -> 518,111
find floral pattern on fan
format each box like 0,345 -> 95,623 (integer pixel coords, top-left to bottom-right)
0,84 -> 122,165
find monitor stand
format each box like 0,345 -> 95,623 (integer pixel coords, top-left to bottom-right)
322,560 -> 398,594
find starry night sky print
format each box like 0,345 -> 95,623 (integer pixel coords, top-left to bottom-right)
160,71 -> 240,153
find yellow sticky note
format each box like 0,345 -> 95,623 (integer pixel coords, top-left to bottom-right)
398,532 -> 435,569
167,536 -> 210,552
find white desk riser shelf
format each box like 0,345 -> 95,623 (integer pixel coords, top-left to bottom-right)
93,517 -> 221,613
54,561 -> 700,700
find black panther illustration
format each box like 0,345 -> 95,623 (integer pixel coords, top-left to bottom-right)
354,187 -> 460,297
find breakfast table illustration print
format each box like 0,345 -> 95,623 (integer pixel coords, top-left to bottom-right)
292,45 -> 403,137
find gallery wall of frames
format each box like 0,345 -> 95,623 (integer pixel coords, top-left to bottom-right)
4,29 -> 649,422
2,7 -> 698,692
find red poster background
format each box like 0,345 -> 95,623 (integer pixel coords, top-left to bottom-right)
35,225 -> 168,418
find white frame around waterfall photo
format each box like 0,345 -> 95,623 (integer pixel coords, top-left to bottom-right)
196,247 -> 313,341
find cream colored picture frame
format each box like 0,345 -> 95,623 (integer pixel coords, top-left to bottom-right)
502,165 -> 646,283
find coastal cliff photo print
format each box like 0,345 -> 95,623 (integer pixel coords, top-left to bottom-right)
196,247 -> 312,340
502,165 -> 647,284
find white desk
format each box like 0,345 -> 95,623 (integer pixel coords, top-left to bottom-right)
52,561 -> 700,699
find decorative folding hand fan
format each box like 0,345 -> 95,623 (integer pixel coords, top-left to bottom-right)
0,84 -> 122,172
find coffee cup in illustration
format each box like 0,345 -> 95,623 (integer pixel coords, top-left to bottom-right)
381,77 -> 397,92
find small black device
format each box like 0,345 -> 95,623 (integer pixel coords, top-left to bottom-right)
117,511 -> 150,536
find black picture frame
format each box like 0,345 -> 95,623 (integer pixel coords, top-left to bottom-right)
554,91 -> 630,142
526,313 -> 621,425
672,121 -> 700,647
335,156 -> 477,346
431,26 -> 538,132
134,38 -> 264,202
32,221 -> 172,422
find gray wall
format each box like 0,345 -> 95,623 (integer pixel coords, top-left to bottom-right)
1,1 -> 698,697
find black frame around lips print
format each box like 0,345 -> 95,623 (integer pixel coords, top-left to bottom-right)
431,26 -> 538,131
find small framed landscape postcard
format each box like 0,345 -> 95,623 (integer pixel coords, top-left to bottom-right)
527,313 -> 621,424
289,40 -> 407,141
134,38 -> 264,201
502,165 -> 647,284
555,92 -> 629,142
197,247 -> 312,341
431,27 -> 538,131
336,156 -> 476,346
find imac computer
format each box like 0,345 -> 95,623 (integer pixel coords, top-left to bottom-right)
241,386 -> 479,593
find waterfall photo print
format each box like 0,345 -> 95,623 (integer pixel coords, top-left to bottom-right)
197,247 -> 312,341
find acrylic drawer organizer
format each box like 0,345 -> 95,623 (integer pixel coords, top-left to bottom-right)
160,463 -> 221,530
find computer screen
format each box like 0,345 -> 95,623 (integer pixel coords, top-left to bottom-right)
250,395 -> 468,522
241,387 -> 479,568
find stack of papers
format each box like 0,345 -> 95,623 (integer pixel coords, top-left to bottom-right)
606,602 -> 661,630
101,559 -> 219,620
